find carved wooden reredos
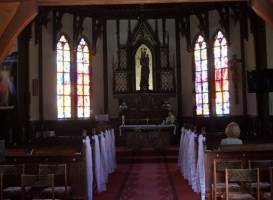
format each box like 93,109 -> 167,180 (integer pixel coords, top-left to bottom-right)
113,18 -> 175,94
113,18 -> 175,119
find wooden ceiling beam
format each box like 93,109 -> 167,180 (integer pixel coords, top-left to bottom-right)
251,0 -> 273,29
37,0 -> 247,6
0,2 -> 20,37
0,0 -> 37,61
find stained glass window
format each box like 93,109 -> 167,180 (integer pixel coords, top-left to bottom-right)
194,35 -> 209,115
57,35 -> 71,119
77,38 -> 91,118
213,31 -> 230,115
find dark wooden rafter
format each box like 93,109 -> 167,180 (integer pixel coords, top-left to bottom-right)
34,8 -> 50,44
196,11 -> 209,42
179,15 -> 191,51
217,7 -> 230,41
36,2 -> 248,19
52,9 -> 64,50
231,4 -> 248,41
249,9 -> 258,35
73,14 -> 85,44
91,18 -> 103,54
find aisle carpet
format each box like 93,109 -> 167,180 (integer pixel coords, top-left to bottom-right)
119,162 -> 177,200
94,147 -> 201,200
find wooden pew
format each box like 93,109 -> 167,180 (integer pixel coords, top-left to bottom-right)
3,136 -> 88,200
205,144 -> 273,200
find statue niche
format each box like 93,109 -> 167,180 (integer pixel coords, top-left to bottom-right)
113,18 -> 175,96
135,44 -> 153,91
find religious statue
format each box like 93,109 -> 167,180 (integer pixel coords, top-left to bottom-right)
140,47 -> 150,91
164,111 -> 176,125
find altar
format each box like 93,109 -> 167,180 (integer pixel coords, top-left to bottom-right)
119,124 -> 176,149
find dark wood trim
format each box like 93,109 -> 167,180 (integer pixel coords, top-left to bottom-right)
39,2 -> 247,19
103,19 -> 108,114
239,15 -> 247,116
250,11 -> 271,136
175,18 -> 182,117
38,22 -> 44,125
207,30 -> 214,116
17,23 -> 32,144
32,119 -> 96,136
251,12 -> 269,119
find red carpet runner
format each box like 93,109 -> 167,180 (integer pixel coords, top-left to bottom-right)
94,147 -> 201,200
119,162 -> 177,200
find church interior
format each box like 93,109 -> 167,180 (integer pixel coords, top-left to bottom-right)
1,0 -> 273,199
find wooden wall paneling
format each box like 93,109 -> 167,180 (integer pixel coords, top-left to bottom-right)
37,119 -> 96,136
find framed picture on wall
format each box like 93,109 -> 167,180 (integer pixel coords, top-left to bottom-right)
0,52 -> 17,110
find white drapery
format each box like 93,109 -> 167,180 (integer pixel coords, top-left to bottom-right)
83,136 -> 93,200
92,135 -> 106,192
92,129 -> 117,193
178,127 -> 206,200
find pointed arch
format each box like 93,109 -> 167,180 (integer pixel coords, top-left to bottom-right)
213,30 -> 230,115
194,34 -> 209,116
56,34 -> 72,119
76,37 -> 91,118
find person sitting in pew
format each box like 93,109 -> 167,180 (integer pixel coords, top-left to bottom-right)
220,122 -> 243,145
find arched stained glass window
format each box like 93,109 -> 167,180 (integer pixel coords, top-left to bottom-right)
213,31 -> 230,115
76,38 -> 91,118
194,35 -> 209,115
56,35 -> 71,119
